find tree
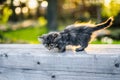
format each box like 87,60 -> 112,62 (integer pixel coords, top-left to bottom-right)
9,0 -> 17,22
0,0 -> 6,4
47,0 -> 58,31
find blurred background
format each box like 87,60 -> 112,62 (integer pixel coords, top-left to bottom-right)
0,0 -> 120,44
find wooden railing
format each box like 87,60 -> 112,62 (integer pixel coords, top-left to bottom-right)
0,44 -> 120,80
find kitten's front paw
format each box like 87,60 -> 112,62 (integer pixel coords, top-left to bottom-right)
75,48 -> 84,52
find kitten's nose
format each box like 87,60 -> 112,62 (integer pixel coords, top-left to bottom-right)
48,47 -> 51,50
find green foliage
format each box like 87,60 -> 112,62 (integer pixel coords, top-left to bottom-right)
102,0 -> 120,17
0,30 -> 4,43
38,17 -> 47,26
3,26 -> 47,44
2,26 -> 120,44
91,40 -> 120,44
0,7 -> 12,24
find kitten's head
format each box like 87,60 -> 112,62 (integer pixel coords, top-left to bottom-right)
38,32 -> 60,50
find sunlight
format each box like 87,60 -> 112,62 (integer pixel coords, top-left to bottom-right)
13,0 -> 20,6
20,0 -> 27,3
15,7 -> 21,14
22,7 -> 28,14
101,37 -> 113,44
41,1 -> 48,8
104,0 -> 111,6
27,0 -> 38,9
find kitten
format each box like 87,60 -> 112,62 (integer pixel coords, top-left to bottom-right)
38,17 -> 113,52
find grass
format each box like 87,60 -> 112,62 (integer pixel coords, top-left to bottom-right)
2,26 -> 120,44
3,26 -> 47,44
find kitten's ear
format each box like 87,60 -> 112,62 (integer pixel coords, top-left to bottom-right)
53,33 -> 59,38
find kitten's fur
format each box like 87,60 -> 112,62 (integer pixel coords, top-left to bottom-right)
39,17 -> 113,52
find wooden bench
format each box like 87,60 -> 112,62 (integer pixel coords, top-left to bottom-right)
0,44 -> 120,80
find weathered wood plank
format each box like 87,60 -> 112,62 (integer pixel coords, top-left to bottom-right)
0,44 -> 120,80
0,69 -> 120,80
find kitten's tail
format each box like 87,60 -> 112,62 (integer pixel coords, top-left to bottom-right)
92,17 -> 113,32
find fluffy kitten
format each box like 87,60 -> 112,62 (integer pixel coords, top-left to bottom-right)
39,17 -> 113,52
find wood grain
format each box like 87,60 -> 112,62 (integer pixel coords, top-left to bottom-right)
0,44 -> 120,80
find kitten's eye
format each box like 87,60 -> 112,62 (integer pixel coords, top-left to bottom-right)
53,33 -> 58,38
50,44 -> 54,46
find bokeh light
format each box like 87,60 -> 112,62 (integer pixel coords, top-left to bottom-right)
27,0 -> 38,9
20,0 -> 27,3
104,0 -> 111,6
22,7 -> 28,14
41,1 -> 48,8
15,7 -> 21,14
13,0 -> 20,6
0,0 -> 120,44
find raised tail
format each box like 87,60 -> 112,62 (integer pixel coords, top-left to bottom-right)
92,17 -> 113,32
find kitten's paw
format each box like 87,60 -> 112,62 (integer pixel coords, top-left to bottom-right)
75,48 -> 84,52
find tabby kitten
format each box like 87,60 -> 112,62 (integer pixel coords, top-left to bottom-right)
39,17 -> 113,52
